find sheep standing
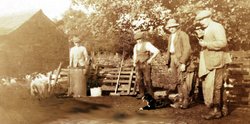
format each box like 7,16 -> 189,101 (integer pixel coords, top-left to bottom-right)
28,71 -> 61,99
29,73 -> 48,98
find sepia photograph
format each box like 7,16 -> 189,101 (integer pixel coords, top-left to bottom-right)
0,0 -> 249,124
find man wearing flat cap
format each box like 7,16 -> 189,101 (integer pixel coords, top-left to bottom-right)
133,31 -> 160,99
165,19 -> 192,109
68,36 -> 89,98
195,10 -> 232,120
69,36 -> 88,68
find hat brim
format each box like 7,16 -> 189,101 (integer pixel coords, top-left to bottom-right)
72,39 -> 80,43
134,32 -> 144,40
195,15 -> 211,21
72,40 -> 80,43
195,10 -> 212,21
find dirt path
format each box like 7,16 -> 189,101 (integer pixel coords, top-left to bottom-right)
43,96 -> 250,124
1,86 -> 250,124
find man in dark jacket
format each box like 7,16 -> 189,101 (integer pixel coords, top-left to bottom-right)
165,19 -> 192,109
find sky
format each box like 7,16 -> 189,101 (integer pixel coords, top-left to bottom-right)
0,0 -> 71,20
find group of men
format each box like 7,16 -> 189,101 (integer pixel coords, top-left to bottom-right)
68,10 -> 231,120
133,10 -> 231,120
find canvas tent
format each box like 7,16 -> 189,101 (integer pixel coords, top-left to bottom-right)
0,10 -> 68,76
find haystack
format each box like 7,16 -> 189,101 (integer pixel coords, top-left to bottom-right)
0,10 -> 69,76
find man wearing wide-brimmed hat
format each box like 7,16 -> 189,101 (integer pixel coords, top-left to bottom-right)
165,18 -> 192,109
68,36 -> 89,98
133,31 -> 160,99
195,10 -> 232,120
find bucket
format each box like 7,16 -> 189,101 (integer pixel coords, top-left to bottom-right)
90,87 -> 102,97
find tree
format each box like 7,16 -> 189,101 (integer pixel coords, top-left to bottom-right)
170,0 -> 250,51
58,0 -> 250,56
59,0 -> 173,55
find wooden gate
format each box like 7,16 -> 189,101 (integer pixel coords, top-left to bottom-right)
98,65 -> 137,95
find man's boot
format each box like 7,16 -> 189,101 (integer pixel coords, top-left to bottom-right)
181,98 -> 189,109
170,96 -> 182,109
146,87 -> 154,98
201,106 -> 222,120
136,86 -> 145,99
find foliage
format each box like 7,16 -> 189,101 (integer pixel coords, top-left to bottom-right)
58,0 -> 250,56
59,0 -> 172,55
173,0 -> 250,51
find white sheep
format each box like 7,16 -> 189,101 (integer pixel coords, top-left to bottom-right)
1,77 -> 17,86
30,73 -> 50,98
29,71 -> 61,99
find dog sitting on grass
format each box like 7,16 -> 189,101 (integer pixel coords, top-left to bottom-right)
139,93 -> 171,110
